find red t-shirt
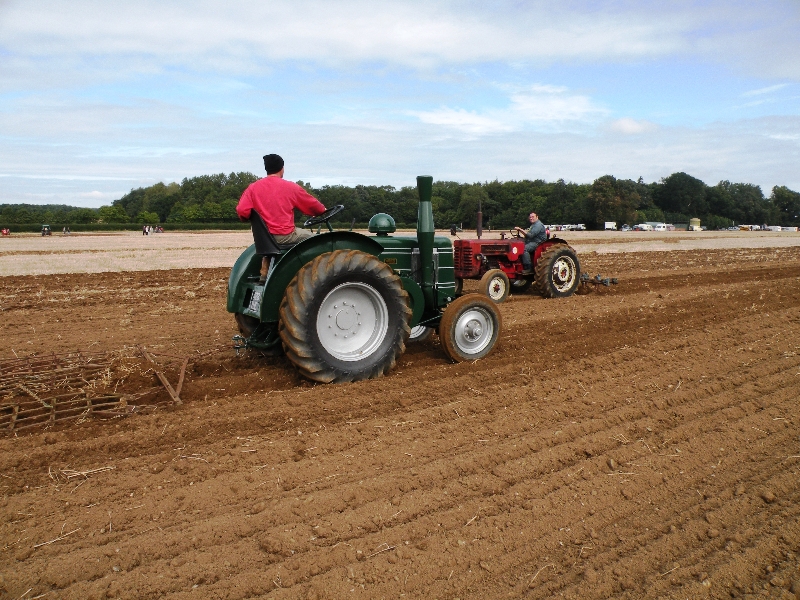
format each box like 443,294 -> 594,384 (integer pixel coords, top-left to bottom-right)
236,176 -> 326,235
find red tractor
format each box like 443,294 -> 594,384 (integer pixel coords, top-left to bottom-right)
453,232 -> 581,302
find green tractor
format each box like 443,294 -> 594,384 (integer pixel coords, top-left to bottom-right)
227,176 -> 502,383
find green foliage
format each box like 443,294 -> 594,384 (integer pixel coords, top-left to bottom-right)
654,172 -> 708,216
587,175 -> 640,227
136,211 -> 160,224
98,205 -> 129,223
2,171 -> 796,231
771,186 -> 800,225
113,173 -> 255,223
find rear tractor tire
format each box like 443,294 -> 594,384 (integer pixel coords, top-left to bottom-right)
279,250 -> 412,383
535,245 -> 581,298
479,269 -> 510,303
439,294 -> 501,362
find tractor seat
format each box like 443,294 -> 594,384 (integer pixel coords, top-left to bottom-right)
249,210 -> 295,256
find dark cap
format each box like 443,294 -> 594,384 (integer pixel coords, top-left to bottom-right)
263,154 -> 284,175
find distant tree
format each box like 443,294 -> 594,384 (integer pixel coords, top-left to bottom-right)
136,211 -> 160,224
98,205 -> 130,223
771,185 -> 800,225
68,208 -> 98,224
653,172 -> 708,216
457,185 -> 490,228
14,207 -> 34,223
587,175 -> 639,228
707,182 -> 742,224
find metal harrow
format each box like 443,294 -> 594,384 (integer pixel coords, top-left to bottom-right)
0,351 -> 129,432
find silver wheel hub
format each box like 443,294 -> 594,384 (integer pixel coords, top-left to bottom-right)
409,325 -> 428,339
317,282 -> 388,361
489,277 -> 507,300
552,256 -> 577,292
453,308 -> 494,355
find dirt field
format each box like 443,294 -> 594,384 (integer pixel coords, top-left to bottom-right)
2,233 -> 800,599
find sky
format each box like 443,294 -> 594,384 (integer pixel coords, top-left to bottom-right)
1,0 -> 799,208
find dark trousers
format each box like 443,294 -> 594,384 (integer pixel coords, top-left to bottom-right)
522,242 -> 539,269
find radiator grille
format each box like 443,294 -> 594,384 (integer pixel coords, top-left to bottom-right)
454,245 -> 472,270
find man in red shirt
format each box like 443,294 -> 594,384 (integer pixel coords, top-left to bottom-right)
236,154 -> 327,245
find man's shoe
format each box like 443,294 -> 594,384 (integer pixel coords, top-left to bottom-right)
521,269 -> 533,275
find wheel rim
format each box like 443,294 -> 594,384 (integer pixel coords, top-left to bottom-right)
409,325 -> 428,340
452,307 -> 495,355
488,276 -> 507,301
551,255 -> 577,292
316,282 -> 388,361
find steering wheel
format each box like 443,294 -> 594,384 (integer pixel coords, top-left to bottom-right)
303,204 -> 345,229
510,227 -> 524,239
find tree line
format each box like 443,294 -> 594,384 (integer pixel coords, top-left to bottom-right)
2,171 -> 799,229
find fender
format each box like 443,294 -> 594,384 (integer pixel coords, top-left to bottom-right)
533,236 -> 569,263
227,231 -> 385,324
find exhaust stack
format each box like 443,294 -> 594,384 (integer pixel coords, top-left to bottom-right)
416,175 -> 435,307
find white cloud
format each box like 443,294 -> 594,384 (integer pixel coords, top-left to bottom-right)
79,190 -> 117,200
413,85 -> 607,135
3,114 -> 798,207
609,118 -> 658,135
414,108 -> 512,135
742,84 -> 789,97
0,0 -> 770,76
1,0 -> 799,207
508,88 -> 606,124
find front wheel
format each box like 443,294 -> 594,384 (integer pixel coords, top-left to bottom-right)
439,294 -> 501,362
535,245 -> 581,298
408,325 -> 433,342
479,269 -> 510,303
509,278 -> 533,293
279,250 -> 412,383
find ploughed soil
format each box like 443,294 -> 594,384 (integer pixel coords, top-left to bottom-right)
2,246 -> 800,599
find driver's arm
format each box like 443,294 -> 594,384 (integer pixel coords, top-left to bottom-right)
293,185 -> 326,216
235,187 -> 254,221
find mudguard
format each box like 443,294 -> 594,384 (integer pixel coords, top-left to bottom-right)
227,231 -> 385,324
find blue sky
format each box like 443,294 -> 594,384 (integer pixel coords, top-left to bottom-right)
1,0 -> 799,207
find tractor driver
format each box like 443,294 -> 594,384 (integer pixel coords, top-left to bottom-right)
236,154 -> 327,245
514,212 -> 547,274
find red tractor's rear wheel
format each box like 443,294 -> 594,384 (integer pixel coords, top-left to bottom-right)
479,269 -> 510,303
535,245 -> 581,298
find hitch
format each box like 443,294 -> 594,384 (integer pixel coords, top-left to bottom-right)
579,273 -> 619,290
232,334 -> 248,355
